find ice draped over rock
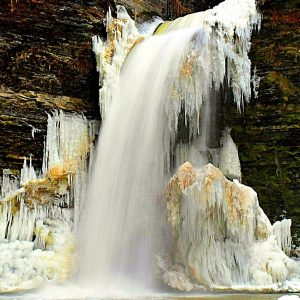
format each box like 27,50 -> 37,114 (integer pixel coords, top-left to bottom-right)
162,162 -> 299,290
0,111 -> 97,292
92,6 -> 162,118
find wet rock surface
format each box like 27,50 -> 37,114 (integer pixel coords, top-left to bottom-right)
115,0 -> 223,20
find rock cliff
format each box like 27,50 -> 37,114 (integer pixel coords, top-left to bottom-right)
0,0 -> 105,172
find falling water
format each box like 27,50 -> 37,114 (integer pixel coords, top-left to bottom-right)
79,0 -> 262,292
79,30 -> 195,289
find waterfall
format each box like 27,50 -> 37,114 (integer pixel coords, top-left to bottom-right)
0,0 -> 299,294
79,0 -> 264,292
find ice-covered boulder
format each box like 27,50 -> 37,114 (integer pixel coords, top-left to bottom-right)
162,162 -> 300,290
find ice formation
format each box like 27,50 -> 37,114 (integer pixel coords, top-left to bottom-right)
29,125 -> 41,139
20,156 -> 39,184
278,296 -> 300,300
92,6 -> 162,118
219,129 -> 242,181
273,219 -> 292,255
162,162 -> 300,291
0,169 -> 19,198
175,129 -> 241,181
252,66 -> 261,99
0,111 -> 97,292
155,0 -> 261,111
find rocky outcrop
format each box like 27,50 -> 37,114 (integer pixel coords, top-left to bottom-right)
225,0 -> 300,236
161,162 -> 299,291
115,0 -> 223,20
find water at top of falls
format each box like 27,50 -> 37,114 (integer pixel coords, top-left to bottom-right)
78,0 -> 260,293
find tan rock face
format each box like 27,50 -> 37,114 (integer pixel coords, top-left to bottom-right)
165,162 -> 196,233
170,161 -> 197,191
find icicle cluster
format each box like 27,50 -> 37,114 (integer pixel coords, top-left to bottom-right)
273,219 -> 292,256
0,169 -> 19,199
20,156 -> 40,185
92,6 -> 162,118
156,0 -> 261,111
42,111 -> 98,226
0,111 -> 97,292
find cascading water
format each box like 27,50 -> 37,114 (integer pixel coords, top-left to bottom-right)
78,0 -> 272,292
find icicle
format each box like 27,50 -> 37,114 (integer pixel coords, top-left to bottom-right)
92,6 -> 162,118
0,169 -> 19,198
20,156 -> 38,185
219,128 -> 242,181
28,125 -> 41,139
273,219 -> 292,255
252,66 -> 261,99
